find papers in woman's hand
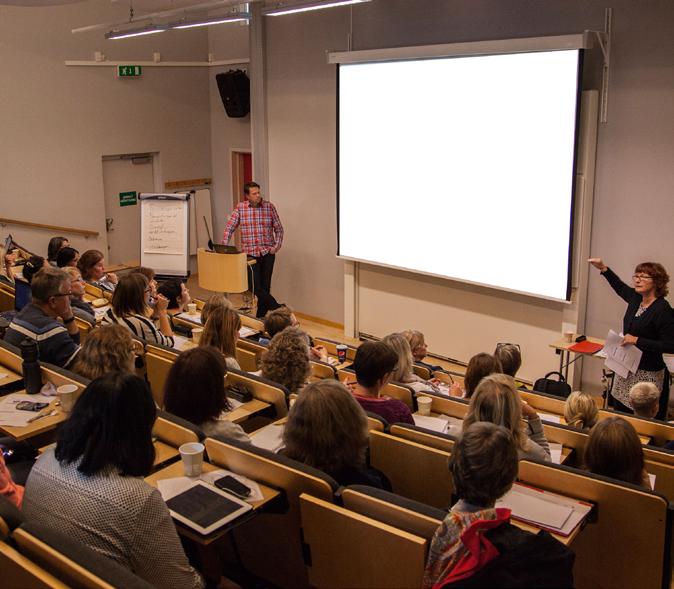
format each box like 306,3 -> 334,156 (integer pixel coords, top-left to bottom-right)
603,329 -> 642,378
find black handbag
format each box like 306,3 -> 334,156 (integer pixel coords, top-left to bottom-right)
533,371 -> 572,398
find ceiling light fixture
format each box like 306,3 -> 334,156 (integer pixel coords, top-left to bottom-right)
105,24 -> 167,40
170,12 -> 251,29
263,0 -> 371,17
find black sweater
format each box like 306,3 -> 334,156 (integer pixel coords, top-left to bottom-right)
603,268 -> 674,371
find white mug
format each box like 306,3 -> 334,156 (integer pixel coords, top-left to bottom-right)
56,384 -> 78,413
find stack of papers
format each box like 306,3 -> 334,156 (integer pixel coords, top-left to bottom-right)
603,329 -> 642,378
497,483 -> 592,537
239,326 -> 258,338
538,412 -> 561,424
0,393 -> 54,427
176,312 -> 202,325
250,423 -> 285,453
413,414 -> 463,435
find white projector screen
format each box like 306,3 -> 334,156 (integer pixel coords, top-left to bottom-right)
337,48 -> 582,301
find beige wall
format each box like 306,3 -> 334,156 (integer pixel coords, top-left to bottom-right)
263,0 -> 674,385
0,3 -> 212,260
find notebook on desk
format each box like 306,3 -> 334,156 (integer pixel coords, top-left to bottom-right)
496,482 -> 592,537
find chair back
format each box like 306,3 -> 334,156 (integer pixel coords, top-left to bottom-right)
383,381 -> 416,410
369,430 -> 453,510
366,411 -> 388,433
518,459 -> 670,589
144,342 -> 179,408
309,360 -> 337,381
205,436 -> 337,588
153,411 -> 203,446
314,338 -> 357,361
235,346 -> 259,372
390,423 -> 456,453
0,540 -> 67,589
417,392 -> 469,420
300,493 -> 427,589
0,284 -> 15,313
238,312 -> 265,332
412,363 -> 431,380
226,368 -> 289,418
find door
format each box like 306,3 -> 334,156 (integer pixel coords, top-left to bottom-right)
230,150 -> 252,250
102,155 -> 156,265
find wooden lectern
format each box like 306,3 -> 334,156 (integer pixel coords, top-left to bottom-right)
197,248 -> 248,295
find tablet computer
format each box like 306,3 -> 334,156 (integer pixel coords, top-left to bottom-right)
165,480 -> 253,535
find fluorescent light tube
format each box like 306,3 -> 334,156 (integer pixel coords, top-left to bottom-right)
171,13 -> 251,29
264,0 -> 371,17
106,24 -> 166,40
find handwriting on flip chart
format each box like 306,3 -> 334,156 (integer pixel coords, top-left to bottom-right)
143,202 -> 185,255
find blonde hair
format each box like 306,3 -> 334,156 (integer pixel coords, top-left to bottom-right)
381,333 -> 415,383
200,306 -> 240,359
629,382 -> 660,417
463,374 -> 529,452
200,294 -> 231,325
564,391 -> 598,431
401,329 -> 425,353
72,325 -> 135,380
61,266 -> 82,281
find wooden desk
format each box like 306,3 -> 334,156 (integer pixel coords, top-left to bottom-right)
0,400 -> 66,442
549,335 -> 605,382
145,460 -> 281,545
0,365 -> 23,389
225,399 -> 270,424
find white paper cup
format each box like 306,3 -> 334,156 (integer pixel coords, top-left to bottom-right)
187,303 -> 197,315
417,396 -> 433,416
564,332 -> 574,344
56,384 -> 78,413
179,442 -> 204,477
191,327 -> 203,345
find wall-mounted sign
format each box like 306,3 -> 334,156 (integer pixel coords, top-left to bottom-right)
119,191 -> 138,207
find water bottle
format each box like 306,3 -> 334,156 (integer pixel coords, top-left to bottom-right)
20,339 -> 42,394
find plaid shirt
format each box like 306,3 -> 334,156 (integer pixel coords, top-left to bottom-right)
222,200 -> 284,257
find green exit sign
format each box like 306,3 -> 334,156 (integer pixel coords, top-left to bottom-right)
117,65 -> 142,77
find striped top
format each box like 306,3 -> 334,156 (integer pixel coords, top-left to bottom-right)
102,308 -> 174,348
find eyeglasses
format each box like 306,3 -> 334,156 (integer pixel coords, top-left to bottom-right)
496,342 -> 521,351
632,274 -> 653,281
51,292 -> 72,299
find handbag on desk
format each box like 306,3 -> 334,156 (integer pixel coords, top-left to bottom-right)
533,371 -> 572,398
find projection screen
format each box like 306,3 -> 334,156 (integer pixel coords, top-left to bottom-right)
335,38 -> 584,301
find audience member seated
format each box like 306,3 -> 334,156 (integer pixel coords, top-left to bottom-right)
200,294 -> 231,324
564,391 -> 598,432
262,306 -> 328,360
0,451 -> 23,508
23,372 -> 204,588
401,329 -> 442,373
137,267 -> 158,303
102,273 -> 174,347
62,266 -> 95,325
423,422 -> 574,588
1,247 -> 16,285
78,249 -> 118,292
585,416 -> 650,488
72,324 -> 136,380
494,342 -> 528,389
261,326 -> 311,394
4,267 -> 80,367
55,246 -> 79,268
449,352 -> 502,398
382,332 -> 438,393
629,381 -> 660,419
164,347 -> 250,443
157,278 -> 191,315
200,305 -> 241,370
463,374 -> 551,461
22,255 -> 49,284
346,340 -> 414,425
282,379 -> 391,489
46,236 -> 69,266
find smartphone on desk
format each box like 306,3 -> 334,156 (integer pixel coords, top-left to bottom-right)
16,401 -> 49,412
213,475 -> 252,499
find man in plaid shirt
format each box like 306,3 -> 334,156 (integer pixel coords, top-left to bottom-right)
222,182 -> 284,318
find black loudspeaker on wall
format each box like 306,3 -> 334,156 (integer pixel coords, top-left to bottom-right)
216,70 -> 250,118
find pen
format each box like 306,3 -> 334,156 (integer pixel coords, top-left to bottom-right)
27,406 -> 56,423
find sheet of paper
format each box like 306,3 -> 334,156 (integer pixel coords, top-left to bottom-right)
538,412 -> 561,424
497,485 -> 573,529
603,329 -> 642,378
176,312 -> 202,325
157,477 -> 195,501
0,393 -> 56,427
648,473 -> 656,490
549,442 -> 563,464
239,326 -> 258,338
143,201 -> 186,255
413,414 -> 449,433
172,334 -> 193,351
250,423 -> 285,453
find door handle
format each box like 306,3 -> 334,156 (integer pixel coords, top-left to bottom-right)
106,218 -> 114,232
